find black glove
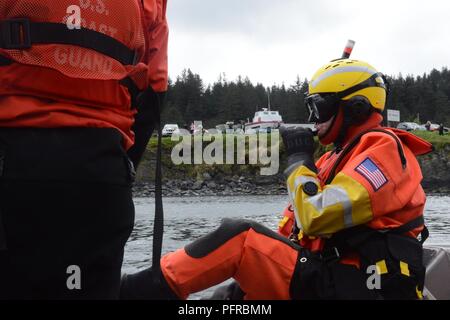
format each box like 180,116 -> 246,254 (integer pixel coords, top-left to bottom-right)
280,127 -> 317,176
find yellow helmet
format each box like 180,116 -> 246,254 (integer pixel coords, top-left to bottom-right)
305,59 -> 388,124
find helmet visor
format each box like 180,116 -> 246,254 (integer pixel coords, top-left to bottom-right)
305,94 -> 339,124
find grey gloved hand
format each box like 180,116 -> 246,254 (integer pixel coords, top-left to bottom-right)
120,267 -> 179,300
280,127 -> 317,176
206,281 -> 245,300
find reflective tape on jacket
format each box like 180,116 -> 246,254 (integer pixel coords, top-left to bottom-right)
288,166 -> 373,237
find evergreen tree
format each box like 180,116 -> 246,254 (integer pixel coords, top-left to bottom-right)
163,67 -> 450,128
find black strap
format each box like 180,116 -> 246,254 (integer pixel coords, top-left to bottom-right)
0,19 -> 138,65
0,54 -> 12,66
419,226 -> 429,245
389,215 -> 424,235
120,77 -> 141,110
388,215 -> 429,244
370,129 -> 407,168
152,97 -> 164,286
325,128 -> 407,184
324,215 -> 428,264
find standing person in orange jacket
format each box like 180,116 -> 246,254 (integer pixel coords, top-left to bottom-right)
121,57 -> 433,300
0,0 -> 168,299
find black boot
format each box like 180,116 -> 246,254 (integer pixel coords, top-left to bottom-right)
119,267 -> 179,300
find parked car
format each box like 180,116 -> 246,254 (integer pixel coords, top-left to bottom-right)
397,122 -> 422,131
429,123 -> 440,131
415,125 -> 427,131
162,124 -> 180,137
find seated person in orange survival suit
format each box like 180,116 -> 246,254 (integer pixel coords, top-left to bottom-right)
120,59 -> 432,300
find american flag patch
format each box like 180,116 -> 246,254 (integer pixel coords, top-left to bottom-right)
355,158 -> 388,191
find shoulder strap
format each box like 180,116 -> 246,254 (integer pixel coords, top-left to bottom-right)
325,128 -> 407,184
0,19 -> 139,66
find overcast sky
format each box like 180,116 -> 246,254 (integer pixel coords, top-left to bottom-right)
166,0 -> 450,87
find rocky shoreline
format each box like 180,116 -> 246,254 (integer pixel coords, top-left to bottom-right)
133,173 -> 449,199
133,145 -> 450,198
133,174 -> 289,198
132,182 -> 449,199
418,145 -> 450,195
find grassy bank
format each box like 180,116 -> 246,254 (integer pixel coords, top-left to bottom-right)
137,131 -> 449,184
146,130 -> 449,155
410,131 -> 450,150
143,134 -> 284,181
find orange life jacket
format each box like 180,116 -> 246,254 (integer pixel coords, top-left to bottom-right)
0,1 -> 161,149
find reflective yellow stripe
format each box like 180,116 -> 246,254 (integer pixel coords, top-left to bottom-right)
307,185 -> 354,228
400,261 -> 411,277
311,66 -> 378,89
332,173 -> 373,227
288,188 -> 303,230
376,260 -> 388,275
287,166 -> 319,233
416,286 -> 423,300
297,230 -> 304,241
288,169 -> 373,237
278,216 -> 290,229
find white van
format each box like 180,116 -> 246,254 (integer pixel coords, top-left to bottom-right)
162,124 -> 180,137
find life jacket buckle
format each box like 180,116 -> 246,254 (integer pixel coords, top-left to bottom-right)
321,246 -> 341,263
1,19 -> 32,50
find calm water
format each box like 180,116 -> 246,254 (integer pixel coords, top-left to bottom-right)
123,195 -> 450,298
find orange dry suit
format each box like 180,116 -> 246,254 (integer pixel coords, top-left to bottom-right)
157,113 -> 432,300
0,0 -> 168,160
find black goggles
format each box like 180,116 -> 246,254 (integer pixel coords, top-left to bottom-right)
305,73 -> 388,124
305,93 -> 339,124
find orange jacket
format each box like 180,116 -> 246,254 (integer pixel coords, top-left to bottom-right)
284,113 -> 432,255
0,0 -> 168,150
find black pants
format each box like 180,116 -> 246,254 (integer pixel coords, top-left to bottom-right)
0,128 -> 135,299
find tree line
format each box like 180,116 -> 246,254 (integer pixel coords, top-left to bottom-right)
162,68 -> 450,129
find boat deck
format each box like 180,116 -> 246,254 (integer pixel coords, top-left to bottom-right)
423,246 -> 450,300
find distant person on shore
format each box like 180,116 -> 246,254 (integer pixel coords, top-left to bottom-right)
439,123 -> 445,136
425,121 -> 432,131
120,58 -> 433,300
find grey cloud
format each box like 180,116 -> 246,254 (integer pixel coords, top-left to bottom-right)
167,0 -> 450,86
168,0 -> 348,43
